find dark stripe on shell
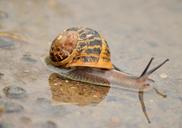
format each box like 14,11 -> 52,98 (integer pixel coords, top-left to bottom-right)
89,39 -> 102,47
84,28 -> 100,37
73,56 -> 80,61
81,56 -> 99,62
79,28 -> 100,39
85,47 -> 101,55
103,47 -> 110,56
78,29 -> 85,34
79,42 -> 87,48
80,33 -> 87,39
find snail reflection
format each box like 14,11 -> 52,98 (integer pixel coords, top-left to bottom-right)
49,73 -> 110,105
45,27 -> 169,123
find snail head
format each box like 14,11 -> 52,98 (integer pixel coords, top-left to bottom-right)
137,57 -> 169,97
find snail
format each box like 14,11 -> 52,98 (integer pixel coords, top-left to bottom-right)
45,27 -> 169,123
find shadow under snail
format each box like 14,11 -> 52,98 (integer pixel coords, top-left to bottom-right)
45,27 -> 169,123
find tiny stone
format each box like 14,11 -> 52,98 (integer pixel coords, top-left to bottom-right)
22,54 -> 37,63
0,38 -> 15,48
23,70 -> 30,73
3,86 -> 27,99
0,10 -> 8,19
44,121 -> 57,128
35,120 -> 57,128
0,100 -> 24,113
178,96 -> 182,103
20,116 -> 32,123
159,73 -> 168,79
0,72 -> 4,78
36,97 -> 50,104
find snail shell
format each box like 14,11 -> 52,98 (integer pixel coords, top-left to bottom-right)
49,27 -> 112,69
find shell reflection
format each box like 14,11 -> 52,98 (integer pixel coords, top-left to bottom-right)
49,73 -> 110,105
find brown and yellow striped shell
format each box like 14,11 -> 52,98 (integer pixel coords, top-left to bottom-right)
49,27 -> 112,69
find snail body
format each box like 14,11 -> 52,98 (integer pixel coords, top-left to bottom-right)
46,27 -> 169,123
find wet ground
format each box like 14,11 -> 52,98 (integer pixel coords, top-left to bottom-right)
0,0 -> 182,128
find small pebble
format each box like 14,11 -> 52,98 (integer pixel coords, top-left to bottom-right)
0,100 -> 24,113
178,96 -> 182,103
3,86 -> 27,99
0,10 -> 8,19
159,73 -> 168,79
35,97 -> 65,116
20,116 -> 32,123
22,54 -> 37,63
35,120 -> 57,128
23,70 -> 30,73
0,38 -> 15,48
44,121 -> 57,128
36,97 -> 50,104
0,72 -> 4,78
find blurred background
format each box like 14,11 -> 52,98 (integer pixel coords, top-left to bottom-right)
0,0 -> 181,128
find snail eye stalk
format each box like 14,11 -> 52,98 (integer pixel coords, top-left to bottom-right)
139,58 -> 169,78
145,59 -> 169,76
140,57 -> 154,77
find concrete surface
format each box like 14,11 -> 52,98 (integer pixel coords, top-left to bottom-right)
0,0 -> 181,128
